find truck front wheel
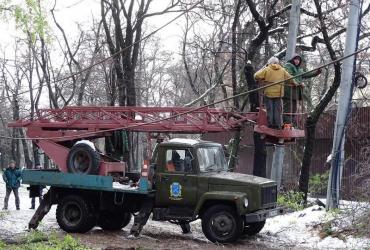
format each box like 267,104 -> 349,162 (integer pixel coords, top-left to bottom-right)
98,211 -> 132,231
243,220 -> 266,236
201,204 -> 243,243
56,195 -> 96,233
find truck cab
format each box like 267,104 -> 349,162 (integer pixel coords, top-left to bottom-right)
150,138 -> 282,243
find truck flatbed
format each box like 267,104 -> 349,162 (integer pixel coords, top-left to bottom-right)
22,169 -> 152,194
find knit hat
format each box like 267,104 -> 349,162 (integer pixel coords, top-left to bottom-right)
290,53 -> 302,66
9,160 -> 15,164
268,56 -> 279,64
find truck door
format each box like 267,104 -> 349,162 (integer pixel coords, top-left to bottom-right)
155,148 -> 197,207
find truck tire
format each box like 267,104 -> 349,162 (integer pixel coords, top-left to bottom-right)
98,211 -> 132,231
201,204 -> 243,243
67,143 -> 100,174
56,195 -> 96,233
243,220 -> 266,236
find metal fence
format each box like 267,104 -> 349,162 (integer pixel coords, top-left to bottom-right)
204,106 -> 370,199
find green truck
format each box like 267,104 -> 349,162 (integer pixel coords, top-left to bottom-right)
24,138 -> 282,243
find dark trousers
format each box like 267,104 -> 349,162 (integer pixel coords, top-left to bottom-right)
4,187 -> 20,209
264,97 -> 282,128
31,196 -> 42,209
30,186 -> 43,209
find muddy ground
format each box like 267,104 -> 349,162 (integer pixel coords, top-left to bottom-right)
0,179 -> 301,250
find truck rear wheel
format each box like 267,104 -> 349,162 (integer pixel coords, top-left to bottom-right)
243,220 -> 265,236
67,143 -> 100,174
56,195 -> 96,233
201,204 -> 243,243
98,210 -> 132,231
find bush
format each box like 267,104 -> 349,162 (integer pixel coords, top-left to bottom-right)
0,241 -> 6,250
0,213 -> 4,220
25,230 -> 48,244
309,171 -> 329,197
10,232 -> 90,250
56,235 -> 90,250
277,190 -> 305,211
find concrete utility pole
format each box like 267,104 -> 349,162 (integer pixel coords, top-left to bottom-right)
270,0 -> 301,189
285,0 -> 301,61
326,0 -> 362,210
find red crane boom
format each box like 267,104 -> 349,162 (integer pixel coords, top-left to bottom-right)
9,106 -> 304,176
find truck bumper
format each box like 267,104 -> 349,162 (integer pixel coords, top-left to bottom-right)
244,207 -> 285,223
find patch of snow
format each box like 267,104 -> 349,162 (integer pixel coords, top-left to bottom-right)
262,201 -> 370,249
1,174 -> 370,249
168,138 -> 201,145
326,154 -> 332,163
0,178 -> 59,239
112,182 -> 138,190
75,140 -> 96,150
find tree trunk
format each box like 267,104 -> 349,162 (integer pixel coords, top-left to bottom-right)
32,143 -> 40,166
43,154 -> 50,169
228,129 -> 242,171
123,69 -> 136,106
299,66 -> 340,200
253,132 -> 267,177
228,0 -> 243,171
19,129 -> 32,168
299,0 -> 342,201
11,129 -> 20,167
231,0 -> 242,110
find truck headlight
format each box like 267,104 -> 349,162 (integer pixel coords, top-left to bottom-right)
244,198 -> 249,208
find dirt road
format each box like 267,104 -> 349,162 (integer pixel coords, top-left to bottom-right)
0,178 -> 289,250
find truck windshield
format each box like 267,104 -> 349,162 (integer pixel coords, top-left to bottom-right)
197,146 -> 228,172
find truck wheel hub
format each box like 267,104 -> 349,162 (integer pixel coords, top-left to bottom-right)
64,204 -> 82,226
212,214 -> 233,234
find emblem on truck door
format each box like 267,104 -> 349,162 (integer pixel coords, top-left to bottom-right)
170,182 -> 182,200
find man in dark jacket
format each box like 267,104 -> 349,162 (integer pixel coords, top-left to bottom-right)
283,54 -> 321,124
2,160 -> 22,210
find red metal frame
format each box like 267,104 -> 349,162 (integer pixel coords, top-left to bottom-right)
10,106 -> 259,141
34,140 -> 126,175
12,106 -> 257,131
8,106 -> 305,175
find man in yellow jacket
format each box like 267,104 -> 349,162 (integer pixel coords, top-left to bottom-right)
254,57 -> 296,129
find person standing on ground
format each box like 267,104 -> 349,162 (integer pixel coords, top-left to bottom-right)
254,56 -> 297,129
30,164 -> 44,209
2,160 -> 22,210
283,54 -> 321,124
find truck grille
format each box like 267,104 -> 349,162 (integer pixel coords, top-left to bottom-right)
261,185 -> 277,207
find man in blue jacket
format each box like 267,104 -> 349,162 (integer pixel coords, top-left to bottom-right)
2,160 -> 22,210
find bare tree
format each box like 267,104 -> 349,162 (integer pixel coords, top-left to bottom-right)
51,7 -> 103,106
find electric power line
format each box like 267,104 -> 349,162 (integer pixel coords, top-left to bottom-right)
2,44 -> 370,141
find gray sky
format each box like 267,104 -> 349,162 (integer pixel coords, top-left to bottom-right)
0,0 -> 187,58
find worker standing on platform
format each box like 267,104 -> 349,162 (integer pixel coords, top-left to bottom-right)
254,57 -> 296,129
283,54 -> 321,124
